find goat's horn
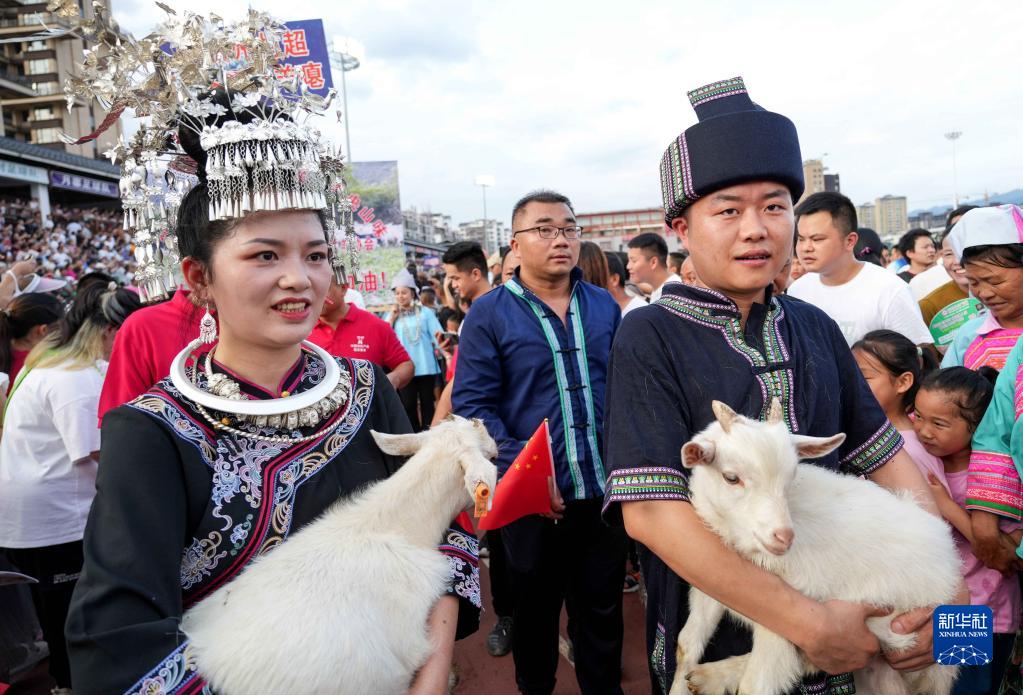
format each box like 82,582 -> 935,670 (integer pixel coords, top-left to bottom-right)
711,401 -> 737,433
767,398 -> 783,424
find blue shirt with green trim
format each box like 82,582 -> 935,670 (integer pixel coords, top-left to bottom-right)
452,266 -> 620,501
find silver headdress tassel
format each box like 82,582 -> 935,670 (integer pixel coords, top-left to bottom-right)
55,0 -> 361,302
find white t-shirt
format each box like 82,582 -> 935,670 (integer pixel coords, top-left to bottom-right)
787,262 -> 933,346
909,263 -> 951,301
0,361 -> 106,548
650,273 -> 683,303
621,295 -> 647,317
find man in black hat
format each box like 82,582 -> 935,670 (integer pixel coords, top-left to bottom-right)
602,76 -> 965,694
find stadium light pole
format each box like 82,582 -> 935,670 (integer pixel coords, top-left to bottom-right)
330,37 -> 363,163
944,130 -> 962,207
475,175 -> 494,249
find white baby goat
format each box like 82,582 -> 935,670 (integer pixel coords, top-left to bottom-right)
180,415 -> 498,695
669,400 -> 960,695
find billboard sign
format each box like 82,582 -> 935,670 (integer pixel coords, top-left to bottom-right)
277,19 -> 334,97
49,171 -> 119,198
345,161 -> 405,310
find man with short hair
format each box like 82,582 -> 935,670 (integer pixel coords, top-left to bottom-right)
442,241 -> 492,303
787,192 -> 933,347
438,239 -> 515,657
605,251 -> 646,317
667,251 -> 687,277
603,76 -> 961,695
626,232 -> 681,302
308,276 -> 414,390
454,189 -> 625,695
896,228 -> 937,282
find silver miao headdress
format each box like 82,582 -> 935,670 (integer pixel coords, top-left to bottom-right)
55,0 -> 358,303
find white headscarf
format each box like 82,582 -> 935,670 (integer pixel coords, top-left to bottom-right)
391,268 -> 418,294
948,204 -> 1023,261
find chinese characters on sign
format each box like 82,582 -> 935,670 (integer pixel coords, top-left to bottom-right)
343,162 -> 405,310
279,19 -> 334,97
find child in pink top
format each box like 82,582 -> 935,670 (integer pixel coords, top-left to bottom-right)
855,331 -> 1019,692
851,329 -> 938,471
916,367 -> 1020,694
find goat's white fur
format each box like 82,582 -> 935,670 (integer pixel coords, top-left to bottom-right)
180,416 -> 498,695
669,400 -> 960,695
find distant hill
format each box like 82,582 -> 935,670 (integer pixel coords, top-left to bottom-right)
910,188 -> 1023,217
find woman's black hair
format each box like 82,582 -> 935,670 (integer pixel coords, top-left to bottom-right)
851,329 -> 938,411
918,366 -> 998,432
75,271 -> 117,293
854,228 -> 884,267
53,282 -> 141,349
961,243 -> 1023,271
0,292 -> 64,373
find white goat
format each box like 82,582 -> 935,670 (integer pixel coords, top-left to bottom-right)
669,400 -> 960,695
180,415 -> 498,695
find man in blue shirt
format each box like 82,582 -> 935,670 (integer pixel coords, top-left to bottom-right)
453,190 -> 625,695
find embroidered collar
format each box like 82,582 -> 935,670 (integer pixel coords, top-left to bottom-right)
207,348 -> 309,400
658,282 -> 776,316
508,265 -> 583,300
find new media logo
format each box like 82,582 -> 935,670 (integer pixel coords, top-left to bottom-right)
933,605 -> 993,666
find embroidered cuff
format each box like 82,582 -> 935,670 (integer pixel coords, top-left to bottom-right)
602,467 -> 691,515
839,422 -> 903,476
439,527 -> 481,610
966,450 -> 1023,521
125,641 -> 206,695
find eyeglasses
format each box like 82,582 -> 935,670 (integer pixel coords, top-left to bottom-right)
511,225 -> 584,240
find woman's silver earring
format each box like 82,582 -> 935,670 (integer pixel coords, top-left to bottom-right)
199,304 -> 217,344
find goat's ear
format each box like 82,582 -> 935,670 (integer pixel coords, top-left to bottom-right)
371,430 -> 427,456
682,439 -> 715,468
766,398 -> 783,424
711,401 -> 737,434
792,433 -> 846,460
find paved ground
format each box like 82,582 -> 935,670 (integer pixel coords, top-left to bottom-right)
452,554 -> 651,694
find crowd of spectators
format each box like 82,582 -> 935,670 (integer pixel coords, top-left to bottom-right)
0,198 -> 135,287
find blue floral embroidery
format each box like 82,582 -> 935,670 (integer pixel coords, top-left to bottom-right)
129,356 -> 376,597
440,528 -> 480,609
125,641 -> 207,695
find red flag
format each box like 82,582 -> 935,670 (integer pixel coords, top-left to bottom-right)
478,420 -> 556,531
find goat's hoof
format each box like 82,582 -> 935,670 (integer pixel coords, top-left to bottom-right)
685,663 -> 734,695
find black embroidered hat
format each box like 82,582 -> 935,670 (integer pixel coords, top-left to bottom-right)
659,76 -> 804,223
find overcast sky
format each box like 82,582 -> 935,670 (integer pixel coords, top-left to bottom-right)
112,0 -> 1023,225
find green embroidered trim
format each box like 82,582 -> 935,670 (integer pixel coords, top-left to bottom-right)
687,76 -> 747,107
657,295 -> 794,430
606,468 -> 690,502
651,623 -> 668,695
839,421 -> 902,475
570,296 -> 605,491
504,279 -> 585,496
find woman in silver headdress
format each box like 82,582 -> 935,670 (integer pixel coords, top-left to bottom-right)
59,8 -> 480,693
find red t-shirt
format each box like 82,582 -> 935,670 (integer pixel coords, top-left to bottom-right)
98,289 -> 199,423
7,349 -> 28,394
308,305 -> 410,370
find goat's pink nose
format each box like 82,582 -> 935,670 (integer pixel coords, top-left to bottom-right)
773,527 -> 795,549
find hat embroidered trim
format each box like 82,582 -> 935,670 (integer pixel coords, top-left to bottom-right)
660,132 -> 696,219
687,76 -> 747,107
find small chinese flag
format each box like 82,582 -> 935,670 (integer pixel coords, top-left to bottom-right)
478,420 -> 557,531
